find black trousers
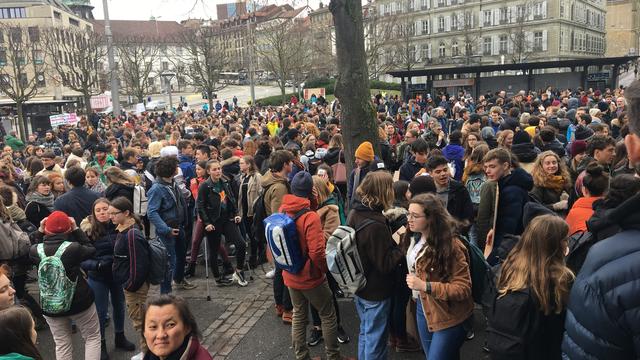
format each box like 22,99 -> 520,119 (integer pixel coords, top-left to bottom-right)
204,220 -> 246,277
274,268 -> 292,310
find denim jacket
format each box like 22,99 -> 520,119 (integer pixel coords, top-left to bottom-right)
147,179 -> 188,238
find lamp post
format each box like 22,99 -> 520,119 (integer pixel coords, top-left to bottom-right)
161,71 -> 176,111
102,0 -> 120,116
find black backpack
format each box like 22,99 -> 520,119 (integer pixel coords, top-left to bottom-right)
487,288 -> 535,359
565,230 -> 595,274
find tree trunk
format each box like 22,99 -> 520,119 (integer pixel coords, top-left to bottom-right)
330,0 -> 379,172
280,84 -> 286,105
84,93 -> 93,115
208,93 -> 214,114
16,102 -> 27,142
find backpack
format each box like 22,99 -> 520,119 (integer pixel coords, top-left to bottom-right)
133,184 -> 148,216
264,208 -> 310,274
37,241 -> 77,314
325,219 -> 377,294
565,230 -> 595,274
460,236 -> 496,308
251,184 -> 274,246
139,228 -> 169,286
486,288 -> 534,358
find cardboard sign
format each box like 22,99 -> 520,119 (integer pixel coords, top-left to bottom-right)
303,88 -> 326,100
135,103 -> 145,115
49,113 -> 78,127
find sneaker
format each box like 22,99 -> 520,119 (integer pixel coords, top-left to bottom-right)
337,326 -> 350,344
265,268 -> 276,279
232,271 -> 248,287
173,279 -> 197,290
215,276 -> 233,287
465,329 -> 475,340
223,262 -> 235,276
308,328 -> 323,346
184,263 -> 196,278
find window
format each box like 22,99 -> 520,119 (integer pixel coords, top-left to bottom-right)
69,18 -> 79,27
0,74 -> 9,86
36,72 -> 45,87
483,37 -> 492,55
438,16 -> 445,31
534,31 -> 543,50
560,1 -> 565,18
175,46 -> 183,56
28,27 -> 39,42
534,3 -> 543,19
0,7 -> 26,19
33,50 -> 44,65
17,50 -> 25,65
10,28 -> 22,43
422,20 -> 430,34
439,42 -> 446,57
0,48 -> 6,65
53,11 -> 61,19
421,0 -> 429,9
421,43 -> 431,60
451,14 -> 458,30
516,5 -> 526,20
18,73 -> 28,87
500,8 -> 508,23
452,41 -> 459,56
483,10 -> 492,26
162,61 -> 169,71
499,34 -> 508,53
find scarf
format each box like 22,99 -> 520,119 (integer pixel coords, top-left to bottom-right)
7,205 -> 26,222
26,192 -> 55,211
546,174 -> 568,193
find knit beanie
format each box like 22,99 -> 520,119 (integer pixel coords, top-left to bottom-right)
513,130 -> 532,145
44,211 -> 73,235
574,126 -> 594,141
570,140 -> 588,157
291,171 -> 313,198
160,145 -> 179,157
355,141 -> 375,162
408,175 -> 436,197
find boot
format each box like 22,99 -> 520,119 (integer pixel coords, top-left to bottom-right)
115,331 -> 136,351
184,262 -> 196,278
100,339 -> 110,360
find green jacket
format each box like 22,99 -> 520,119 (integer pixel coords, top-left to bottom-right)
88,155 -> 117,184
0,353 -> 35,360
4,135 -> 24,151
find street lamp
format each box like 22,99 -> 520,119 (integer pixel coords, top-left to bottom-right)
161,71 -> 176,111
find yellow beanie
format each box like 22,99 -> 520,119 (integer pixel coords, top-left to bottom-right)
355,141 -> 375,162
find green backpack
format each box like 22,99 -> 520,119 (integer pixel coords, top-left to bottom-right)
37,241 -> 77,314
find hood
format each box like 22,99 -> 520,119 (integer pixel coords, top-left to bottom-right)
279,194 -> 311,214
500,167 -> 533,192
511,142 -> 539,163
568,97 -> 580,110
442,144 -> 465,160
607,193 -> 640,231
221,156 -> 240,167
261,170 -> 288,189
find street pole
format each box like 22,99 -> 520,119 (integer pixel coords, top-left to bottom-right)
168,78 -> 173,111
102,0 -> 120,117
247,3 -> 256,105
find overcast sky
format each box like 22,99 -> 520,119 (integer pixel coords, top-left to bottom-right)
90,0 -> 323,22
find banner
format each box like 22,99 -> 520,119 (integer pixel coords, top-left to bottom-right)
135,103 -> 145,115
49,113 -> 78,127
303,88 -> 326,100
90,95 -> 111,110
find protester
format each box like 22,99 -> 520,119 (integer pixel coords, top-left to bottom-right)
53,166 -> 100,225
24,176 -> 53,226
236,155 -> 263,268
0,306 -> 43,360
529,150 -> 572,213
0,264 -> 16,310
565,163 -> 609,235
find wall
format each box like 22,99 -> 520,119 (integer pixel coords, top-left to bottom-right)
477,72 -> 582,95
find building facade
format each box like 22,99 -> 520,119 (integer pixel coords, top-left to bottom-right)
605,0 -> 640,57
368,0 -> 606,81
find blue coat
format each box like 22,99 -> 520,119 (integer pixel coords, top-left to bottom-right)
53,187 -> 100,226
147,180 -> 188,238
562,193 -> 640,359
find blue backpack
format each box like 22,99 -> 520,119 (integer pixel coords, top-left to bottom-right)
264,209 -> 310,274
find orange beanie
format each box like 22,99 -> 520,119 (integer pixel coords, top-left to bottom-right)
355,141 -> 375,162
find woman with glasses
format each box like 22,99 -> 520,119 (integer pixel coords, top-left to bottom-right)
110,196 -> 150,344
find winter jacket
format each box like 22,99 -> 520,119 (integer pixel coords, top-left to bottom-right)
316,200 -> 340,241
143,336 -> 212,360
489,168 -> 533,265
237,172 -> 262,218
562,193 -> 640,359
112,224 -> 149,292
178,155 -> 196,185
565,196 -> 601,235
511,143 -> 540,170
147,179 -> 188,238
399,157 -> 423,182
29,229 -> 96,317
348,202 -> 404,301
4,134 -> 24,151
197,178 -> 237,227
540,139 -> 566,158
279,194 -> 327,290
323,147 -> 344,167
105,183 -> 134,203
80,218 -> 118,283
445,179 -> 474,225
261,170 -> 290,216
53,187 -> 100,226
529,185 -> 563,209
414,236 -> 474,332
88,156 -> 117,184
221,156 -> 240,181
24,201 -> 51,229
0,219 -> 30,262
442,144 -> 465,181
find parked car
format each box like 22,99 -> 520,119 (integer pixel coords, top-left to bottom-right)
145,100 -> 167,111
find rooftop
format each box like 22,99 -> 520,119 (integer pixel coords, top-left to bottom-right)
91,19 -> 186,41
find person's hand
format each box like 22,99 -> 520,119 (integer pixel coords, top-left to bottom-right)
406,274 -> 426,292
438,131 -> 445,140
205,224 -> 215,232
484,229 -> 495,259
234,216 -> 241,224
312,186 -> 318,200
415,168 -> 427,177
39,218 -> 47,233
171,228 -> 180,236
553,200 -> 568,211
68,217 -> 77,231
560,192 -> 569,201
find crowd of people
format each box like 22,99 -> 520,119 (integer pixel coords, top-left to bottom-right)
0,79 -> 638,360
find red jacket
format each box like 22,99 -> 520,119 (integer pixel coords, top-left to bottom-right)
566,196 -> 602,235
279,194 -> 327,290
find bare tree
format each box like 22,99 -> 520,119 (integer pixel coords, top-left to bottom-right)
255,19 -> 309,104
508,1 -> 535,63
171,26 -> 229,110
391,20 -> 418,73
42,28 -> 107,114
365,11 -> 399,80
116,36 -> 159,103
459,11 -> 480,65
330,0 -> 379,170
0,25 -> 46,140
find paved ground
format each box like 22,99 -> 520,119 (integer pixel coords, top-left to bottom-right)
33,262 -> 489,360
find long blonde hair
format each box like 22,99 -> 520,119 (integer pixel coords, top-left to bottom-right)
531,150 -> 571,189
497,214 -> 574,315
104,167 -> 135,186
356,171 -> 394,210
312,175 -> 331,205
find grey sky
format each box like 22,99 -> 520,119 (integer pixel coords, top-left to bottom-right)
90,0 -> 322,22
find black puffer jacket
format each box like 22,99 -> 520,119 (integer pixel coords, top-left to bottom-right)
323,147 -> 344,167
105,183 -> 135,203
80,219 -> 118,283
562,193 -> 640,359
511,142 -> 540,163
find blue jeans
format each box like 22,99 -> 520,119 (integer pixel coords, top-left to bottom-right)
416,299 -> 466,360
354,296 -> 391,360
160,228 -> 186,294
88,277 -> 126,338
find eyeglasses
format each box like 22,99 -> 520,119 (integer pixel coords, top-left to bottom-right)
407,213 -> 426,220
